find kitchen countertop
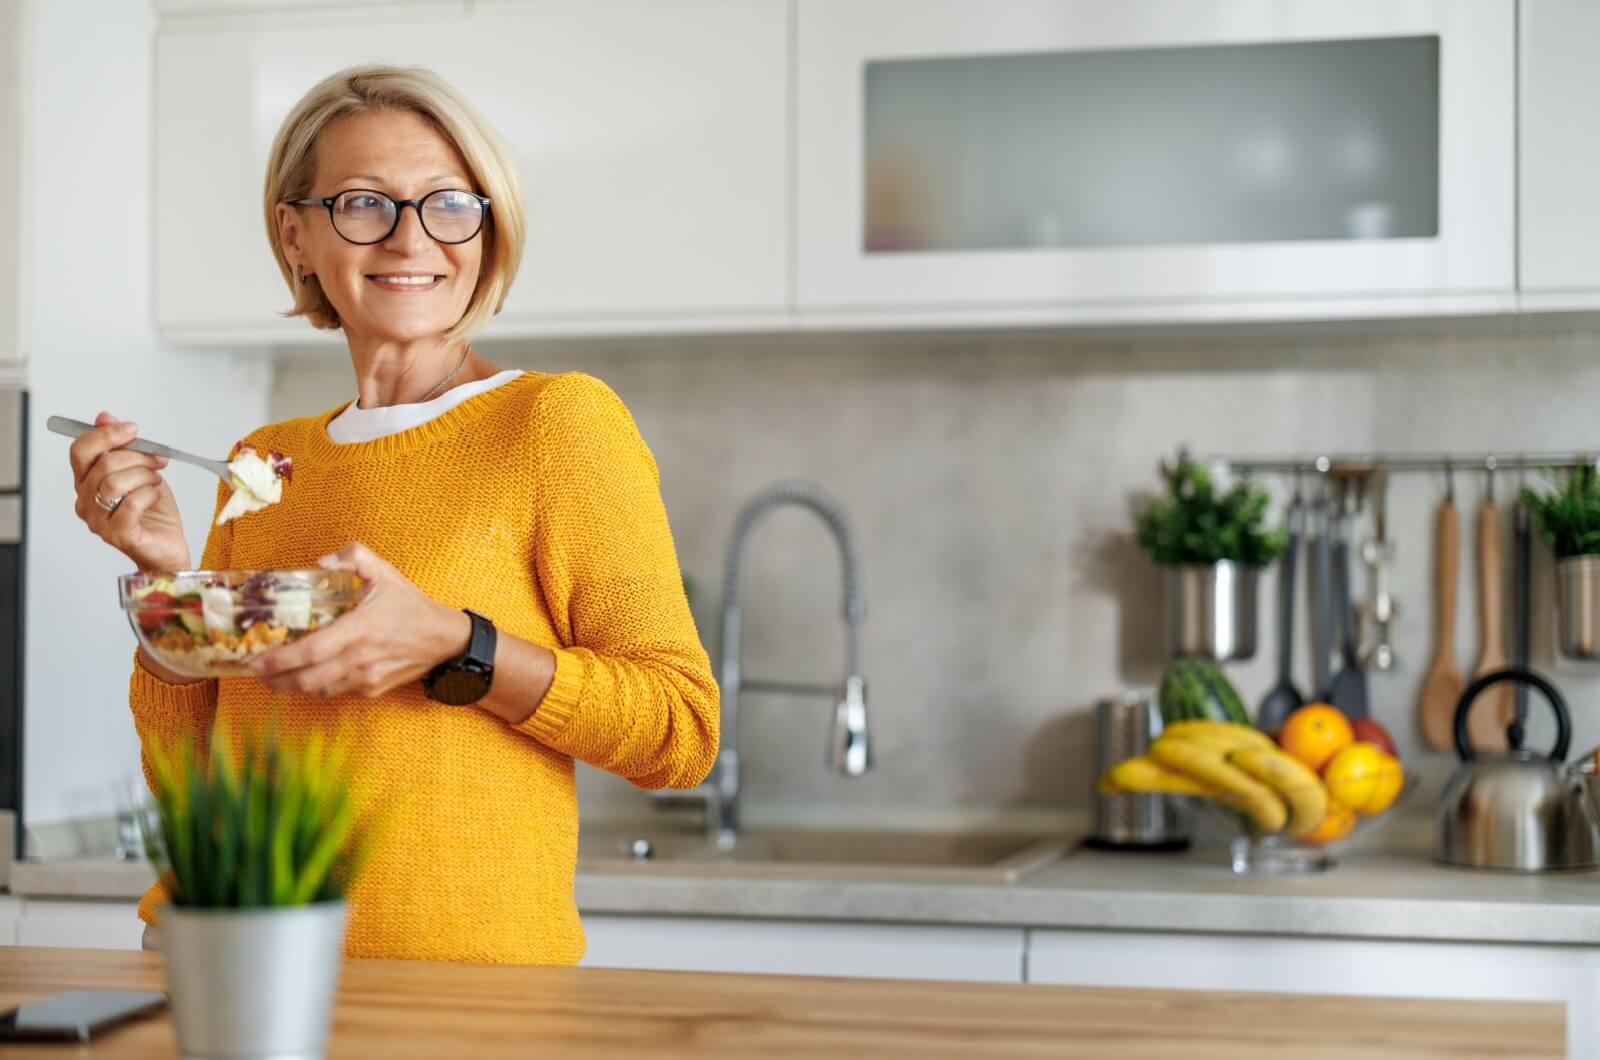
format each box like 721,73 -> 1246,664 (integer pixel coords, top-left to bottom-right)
0,946 -> 1562,1058
11,817 -> 1600,946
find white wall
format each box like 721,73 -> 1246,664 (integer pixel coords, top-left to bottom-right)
0,0 -> 21,377
20,0 -> 270,833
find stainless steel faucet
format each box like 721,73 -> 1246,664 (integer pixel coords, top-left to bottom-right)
666,482 -> 869,849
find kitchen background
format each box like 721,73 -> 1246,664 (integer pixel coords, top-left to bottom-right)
273,326 -> 1600,823
6,0 -> 1600,844
10,1 -> 1600,1042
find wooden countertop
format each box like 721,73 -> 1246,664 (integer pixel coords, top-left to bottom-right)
0,947 -> 1562,1059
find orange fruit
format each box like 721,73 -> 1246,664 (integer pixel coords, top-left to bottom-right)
1277,704 -> 1354,772
1356,752 -> 1405,815
1302,805 -> 1357,845
1323,742 -> 1387,811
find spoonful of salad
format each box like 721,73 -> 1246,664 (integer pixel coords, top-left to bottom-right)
47,416 -> 292,525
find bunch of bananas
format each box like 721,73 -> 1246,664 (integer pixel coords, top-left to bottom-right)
1098,720 -> 1329,837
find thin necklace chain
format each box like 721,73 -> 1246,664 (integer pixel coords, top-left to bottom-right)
420,347 -> 471,403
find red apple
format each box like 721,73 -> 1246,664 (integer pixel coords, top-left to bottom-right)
1350,717 -> 1397,757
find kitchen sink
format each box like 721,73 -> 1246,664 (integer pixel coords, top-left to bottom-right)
577,825 -> 1071,884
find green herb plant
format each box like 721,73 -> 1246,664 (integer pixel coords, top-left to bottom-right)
1523,464 -> 1600,559
141,725 -> 383,908
1134,459 -> 1287,568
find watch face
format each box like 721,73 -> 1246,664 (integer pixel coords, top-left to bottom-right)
429,669 -> 489,706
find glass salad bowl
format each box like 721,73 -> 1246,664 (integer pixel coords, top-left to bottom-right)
1185,772 -> 1417,875
119,570 -> 362,678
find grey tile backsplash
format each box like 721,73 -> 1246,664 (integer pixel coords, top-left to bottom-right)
270,325 -> 1600,823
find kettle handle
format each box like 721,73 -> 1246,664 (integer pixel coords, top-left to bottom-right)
1453,667 -> 1571,762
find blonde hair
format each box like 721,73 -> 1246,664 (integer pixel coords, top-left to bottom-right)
263,65 -> 525,341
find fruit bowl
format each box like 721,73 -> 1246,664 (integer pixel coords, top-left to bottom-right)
1185,772 -> 1417,875
1099,712 -> 1412,875
119,570 -> 362,678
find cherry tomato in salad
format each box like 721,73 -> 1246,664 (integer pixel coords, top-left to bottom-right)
135,590 -> 201,633
135,591 -> 178,632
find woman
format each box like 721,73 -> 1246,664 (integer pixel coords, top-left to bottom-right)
65,65 -> 719,964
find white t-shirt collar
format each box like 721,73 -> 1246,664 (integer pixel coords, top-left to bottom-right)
326,369 -> 524,445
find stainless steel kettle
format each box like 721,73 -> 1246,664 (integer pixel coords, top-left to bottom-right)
1436,668 -> 1600,872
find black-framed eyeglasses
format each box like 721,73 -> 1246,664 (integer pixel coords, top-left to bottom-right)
285,188 -> 491,246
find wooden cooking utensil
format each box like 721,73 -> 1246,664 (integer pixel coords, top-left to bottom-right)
1419,479 -> 1465,751
1469,472 -> 1511,751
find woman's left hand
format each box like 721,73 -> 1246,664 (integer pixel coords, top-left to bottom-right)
252,542 -> 471,699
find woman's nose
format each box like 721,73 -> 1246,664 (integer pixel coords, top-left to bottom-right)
383,202 -> 433,253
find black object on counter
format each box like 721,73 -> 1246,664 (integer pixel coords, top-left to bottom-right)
1326,497 -> 1369,718
1512,499 -> 1533,726
1257,487 -> 1304,732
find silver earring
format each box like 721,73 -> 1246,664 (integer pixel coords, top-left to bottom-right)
297,266 -> 310,286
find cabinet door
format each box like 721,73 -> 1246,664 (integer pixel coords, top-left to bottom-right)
155,0 -> 788,344
583,915 -> 1024,983
158,1 -> 458,13
155,7 -> 473,345
17,900 -> 145,950
1520,0 -> 1600,306
1027,929 -> 1599,1053
796,0 -> 1515,327
461,1 -> 787,332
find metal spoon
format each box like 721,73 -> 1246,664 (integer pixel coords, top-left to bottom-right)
1326,475 -> 1370,718
1358,461 -> 1397,672
46,416 -> 232,483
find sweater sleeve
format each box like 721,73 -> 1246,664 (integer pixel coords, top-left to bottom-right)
130,480 -> 235,793
515,373 -> 720,790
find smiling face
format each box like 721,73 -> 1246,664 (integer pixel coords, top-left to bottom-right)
274,109 -> 484,346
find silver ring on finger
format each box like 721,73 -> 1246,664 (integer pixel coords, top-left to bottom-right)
319,685 -> 333,698
94,490 -> 123,513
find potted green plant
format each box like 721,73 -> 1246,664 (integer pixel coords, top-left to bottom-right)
1134,458 -> 1287,661
141,725 -> 381,1060
1523,464 -> 1600,660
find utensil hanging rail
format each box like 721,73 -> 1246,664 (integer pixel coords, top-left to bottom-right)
1201,452 -> 1600,476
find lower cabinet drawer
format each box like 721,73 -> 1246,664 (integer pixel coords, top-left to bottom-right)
1026,928 -> 1598,1051
582,915 -> 1024,982
17,900 -> 144,950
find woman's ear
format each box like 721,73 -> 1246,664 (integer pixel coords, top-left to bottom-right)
275,201 -> 307,275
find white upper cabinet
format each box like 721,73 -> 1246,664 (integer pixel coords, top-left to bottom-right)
460,1 -> 788,332
154,0 -> 788,344
1519,0 -> 1600,307
157,0 -> 460,13
795,0 -> 1516,328
155,7 -> 474,344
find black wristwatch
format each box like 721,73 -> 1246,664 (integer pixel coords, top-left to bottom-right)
423,609 -> 497,705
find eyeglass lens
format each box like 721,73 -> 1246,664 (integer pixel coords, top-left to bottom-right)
330,189 -> 485,245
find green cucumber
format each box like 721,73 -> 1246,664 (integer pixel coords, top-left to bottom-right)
1158,657 -> 1252,726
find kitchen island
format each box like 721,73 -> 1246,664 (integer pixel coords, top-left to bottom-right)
8,819 -> 1599,1051
0,946 -> 1563,1058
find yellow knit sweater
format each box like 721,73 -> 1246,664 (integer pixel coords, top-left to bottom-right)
129,371 -> 719,963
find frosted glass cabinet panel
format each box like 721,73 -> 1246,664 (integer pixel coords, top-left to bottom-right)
864,37 -> 1440,254
798,0 -> 1514,324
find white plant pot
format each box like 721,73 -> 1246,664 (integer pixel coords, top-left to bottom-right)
161,900 -> 347,1060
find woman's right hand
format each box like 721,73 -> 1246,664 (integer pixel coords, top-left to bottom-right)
69,412 -> 192,573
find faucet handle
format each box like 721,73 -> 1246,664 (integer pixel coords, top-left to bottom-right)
830,675 -> 870,776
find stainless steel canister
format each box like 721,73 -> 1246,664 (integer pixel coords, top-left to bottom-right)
1558,556 -> 1600,661
1088,692 -> 1189,850
1165,562 -> 1259,662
